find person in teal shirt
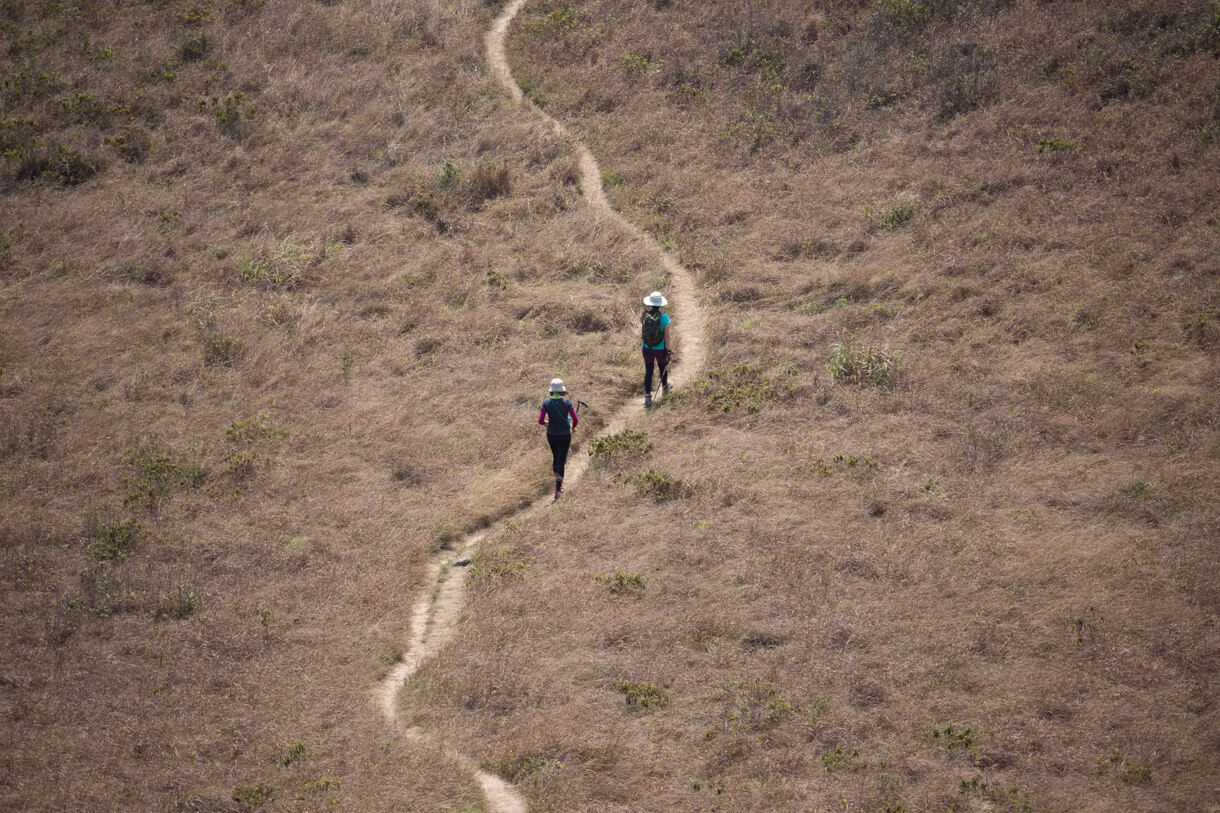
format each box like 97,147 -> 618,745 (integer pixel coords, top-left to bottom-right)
640,290 -> 671,407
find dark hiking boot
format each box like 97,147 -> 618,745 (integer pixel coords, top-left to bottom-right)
662,383 -> 671,397
644,393 -> 653,408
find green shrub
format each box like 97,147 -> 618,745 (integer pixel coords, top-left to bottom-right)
86,517 -> 140,562
203,334 -> 244,366
596,569 -> 646,594
232,783 -> 274,806
178,33 -> 210,62
828,335 -> 900,387
121,446 -> 206,510
225,412 -> 285,444
588,429 -> 652,466
626,468 -> 687,502
152,584 -> 198,620
822,744 -> 868,772
76,569 -> 141,617
618,680 -> 669,707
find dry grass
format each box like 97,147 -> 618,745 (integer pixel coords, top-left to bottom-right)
2,0 -> 1219,810
404,0 -> 1219,810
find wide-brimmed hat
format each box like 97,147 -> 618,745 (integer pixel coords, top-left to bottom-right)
643,291 -> 667,307
549,378 -> 567,393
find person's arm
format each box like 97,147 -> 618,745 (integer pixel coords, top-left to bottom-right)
538,405 -> 547,426
568,403 -> 578,430
663,319 -> 671,349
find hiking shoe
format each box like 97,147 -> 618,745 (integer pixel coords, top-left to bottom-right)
644,393 -> 653,408
662,383 -> 671,397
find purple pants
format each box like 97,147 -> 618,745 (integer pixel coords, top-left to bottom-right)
643,347 -> 670,393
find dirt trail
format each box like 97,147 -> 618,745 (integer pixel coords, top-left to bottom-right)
374,2 -> 708,810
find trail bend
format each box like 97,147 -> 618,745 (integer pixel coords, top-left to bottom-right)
375,2 -> 709,810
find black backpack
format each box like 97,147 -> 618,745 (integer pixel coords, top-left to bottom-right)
642,311 -> 665,347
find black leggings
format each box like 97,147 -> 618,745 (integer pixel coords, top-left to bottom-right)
546,433 -> 571,483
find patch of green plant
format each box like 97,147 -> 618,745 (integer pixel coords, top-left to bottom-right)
203,334 -> 244,366
931,724 -> 976,752
34,145 -> 98,186
178,3 -> 214,26
1036,136 -> 1079,153
625,468 -> 687,502
665,79 -> 707,105
596,569 -> 646,594
520,759 -> 564,787
706,678 -> 797,739
75,569 -> 141,618
282,741 -> 307,766
821,744 -> 868,772
828,335 -> 900,387
872,302 -> 901,318
232,783 -> 274,807
199,91 -> 257,136
121,445 -> 206,510
178,32 -> 210,62
104,124 -> 152,162
588,429 -> 651,467
1,546 -> 42,588
1182,303 -> 1216,343
484,269 -> 508,289
218,449 -> 263,482
300,776 -> 339,797
696,363 -> 795,412
812,452 -> 880,476
874,0 -> 930,32
225,411 -> 285,444
620,52 -> 662,78
1071,606 -> 1103,646
618,680 -> 670,707
1095,749 -> 1151,785
86,517 -> 141,562
954,774 -> 1045,812
467,546 -> 531,583
519,6 -> 581,39
152,584 -> 198,620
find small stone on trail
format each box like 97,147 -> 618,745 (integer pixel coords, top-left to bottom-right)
453,558 -> 471,567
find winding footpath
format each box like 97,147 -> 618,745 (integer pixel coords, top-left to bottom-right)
374,2 -> 707,810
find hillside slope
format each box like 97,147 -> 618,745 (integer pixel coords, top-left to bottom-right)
1,0 -> 1217,811
407,0 -> 1220,811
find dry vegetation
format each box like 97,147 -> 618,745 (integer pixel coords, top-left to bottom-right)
0,0 -> 656,809
408,0 -> 1219,811
1,0 -> 1218,811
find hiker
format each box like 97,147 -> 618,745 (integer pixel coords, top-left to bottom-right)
538,378 -> 579,498
641,290 -> 671,407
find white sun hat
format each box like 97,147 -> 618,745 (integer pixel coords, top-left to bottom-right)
643,291 -> 667,307
549,378 -> 567,393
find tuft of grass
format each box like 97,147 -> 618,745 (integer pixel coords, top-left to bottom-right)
828,335 -> 900,387
695,363 -> 795,412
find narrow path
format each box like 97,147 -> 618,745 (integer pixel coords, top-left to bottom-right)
375,2 -> 708,810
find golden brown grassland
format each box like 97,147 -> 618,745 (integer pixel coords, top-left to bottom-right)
1,0 -> 1218,811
